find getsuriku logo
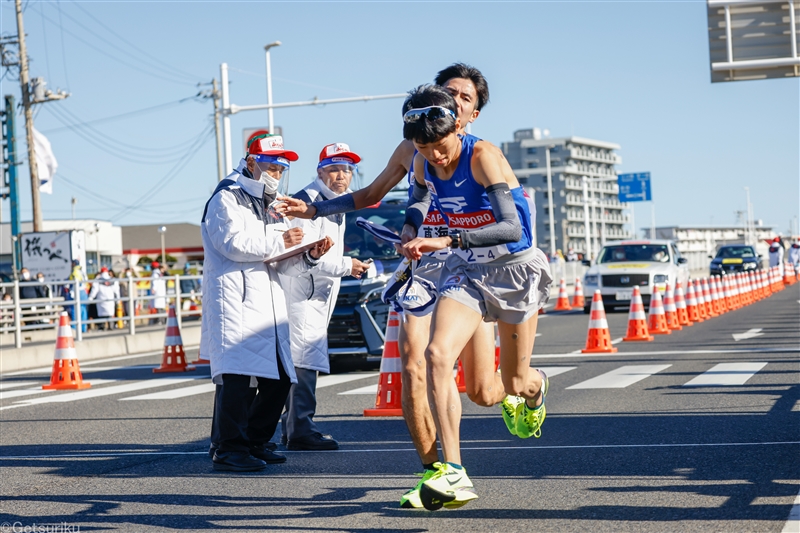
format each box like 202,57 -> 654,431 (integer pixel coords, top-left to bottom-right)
438,197 -> 469,213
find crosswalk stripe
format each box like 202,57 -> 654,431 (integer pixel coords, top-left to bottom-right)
538,366 -> 577,377
0,381 -> 37,391
122,382 -> 216,401
0,379 -> 118,401
566,364 -> 672,389
683,362 -> 767,387
340,384 -> 377,395
10,378 -> 202,406
317,373 -> 378,389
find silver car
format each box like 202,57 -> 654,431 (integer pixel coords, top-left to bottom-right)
581,239 -> 690,313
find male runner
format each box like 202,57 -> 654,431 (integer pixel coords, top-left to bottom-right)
280,64 -> 505,508
399,85 -> 552,509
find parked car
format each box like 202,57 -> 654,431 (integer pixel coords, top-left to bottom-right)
709,245 -> 761,277
327,195 -> 406,369
582,239 -> 690,312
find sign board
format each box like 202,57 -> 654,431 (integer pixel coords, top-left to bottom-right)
617,173 -> 652,202
707,1 -> 799,83
20,231 -> 85,281
242,127 -> 283,154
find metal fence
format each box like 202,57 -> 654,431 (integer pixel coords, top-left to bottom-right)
549,260 -> 589,285
0,275 -> 203,348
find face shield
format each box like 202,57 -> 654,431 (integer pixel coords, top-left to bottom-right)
318,157 -> 357,195
251,154 -> 291,197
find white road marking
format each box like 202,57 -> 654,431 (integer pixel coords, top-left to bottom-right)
538,366 -> 577,377
683,362 -> 768,387
0,379 -> 117,400
0,381 -> 37,391
567,364 -> 672,389
317,373 -> 378,389
0,440 -> 796,460
611,337 -> 624,345
732,328 -> 764,342
3,377 -> 202,409
783,487 -> 800,533
532,347 -> 797,360
121,382 -> 216,401
339,384 -> 377,395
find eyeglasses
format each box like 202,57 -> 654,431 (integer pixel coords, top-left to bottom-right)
403,106 -> 456,124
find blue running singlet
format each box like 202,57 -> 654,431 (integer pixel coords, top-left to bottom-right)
422,135 -> 534,264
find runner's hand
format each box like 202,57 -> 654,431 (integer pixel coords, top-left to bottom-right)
396,224 -> 417,253
401,237 -> 449,260
283,227 -> 304,247
350,258 -> 370,279
309,236 -> 334,259
275,197 -> 317,219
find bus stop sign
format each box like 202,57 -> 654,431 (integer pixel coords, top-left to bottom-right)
617,173 -> 652,202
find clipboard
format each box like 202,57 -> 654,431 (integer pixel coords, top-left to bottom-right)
266,238 -> 326,264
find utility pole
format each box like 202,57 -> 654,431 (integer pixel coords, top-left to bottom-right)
14,0 -> 41,231
198,79 -> 225,181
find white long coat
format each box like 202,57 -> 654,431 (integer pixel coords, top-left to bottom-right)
281,178 -> 352,373
151,270 -> 167,310
88,272 -> 120,318
200,161 -> 314,384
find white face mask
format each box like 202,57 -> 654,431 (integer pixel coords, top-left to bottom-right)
21,271 -> 30,280
259,172 -> 280,195
37,276 -> 44,282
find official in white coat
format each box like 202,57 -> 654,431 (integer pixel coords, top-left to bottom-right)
768,238 -> 785,276
280,143 -> 371,451
789,240 -> 800,269
201,134 -> 333,472
88,267 -> 120,330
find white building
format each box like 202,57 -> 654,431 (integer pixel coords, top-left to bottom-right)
654,225 -> 775,272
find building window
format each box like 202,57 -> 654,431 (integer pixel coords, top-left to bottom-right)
528,162 -> 538,168
527,147 -> 537,154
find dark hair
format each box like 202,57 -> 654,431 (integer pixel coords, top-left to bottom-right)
434,63 -> 490,111
402,85 -> 458,144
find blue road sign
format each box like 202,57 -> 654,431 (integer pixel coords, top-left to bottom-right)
617,172 -> 652,202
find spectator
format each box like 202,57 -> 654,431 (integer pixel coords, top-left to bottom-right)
150,261 -> 167,325
35,272 -> 52,298
789,239 -> 800,270
280,142 -> 370,451
119,268 -> 133,318
179,263 -> 199,298
566,247 -> 578,262
88,267 -> 120,330
1,292 -> 13,328
19,268 -> 46,300
202,134 -> 332,472
66,260 -> 88,332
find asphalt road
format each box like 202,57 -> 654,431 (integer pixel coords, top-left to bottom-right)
1,286 -> 798,532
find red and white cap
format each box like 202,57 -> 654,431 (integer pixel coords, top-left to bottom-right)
248,135 -> 299,161
318,142 -> 361,166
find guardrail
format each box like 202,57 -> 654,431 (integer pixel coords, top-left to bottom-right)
0,275 -> 203,348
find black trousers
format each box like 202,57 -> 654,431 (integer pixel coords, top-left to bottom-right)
213,357 -> 292,454
281,367 -> 320,441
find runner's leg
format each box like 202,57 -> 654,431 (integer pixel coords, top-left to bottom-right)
498,313 -> 544,406
399,313 -> 438,465
461,321 -> 505,407
425,297 -> 483,465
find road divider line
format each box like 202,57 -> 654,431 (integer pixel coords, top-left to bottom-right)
683,362 -> 768,387
339,384 -> 378,395
121,382 -> 216,401
0,379 -> 118,400
531,346 -> 797,360
317,373 -> 378,389
1,440 -> 797,460
0,381 -> 37,391
567,364 -> 672,390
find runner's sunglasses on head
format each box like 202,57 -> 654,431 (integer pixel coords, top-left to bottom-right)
403,106 -> 456,124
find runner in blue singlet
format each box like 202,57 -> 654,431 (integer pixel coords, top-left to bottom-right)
399,84 -> 553,511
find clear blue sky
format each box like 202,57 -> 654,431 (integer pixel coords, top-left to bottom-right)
2,1 -> 798,235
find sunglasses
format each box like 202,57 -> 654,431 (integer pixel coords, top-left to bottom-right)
403,106 -> 456,124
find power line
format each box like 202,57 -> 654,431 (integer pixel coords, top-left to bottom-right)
56,0 -> 71,90
70,0 -> 201,83
41,95 -> 201,134
36,3 -> 52,85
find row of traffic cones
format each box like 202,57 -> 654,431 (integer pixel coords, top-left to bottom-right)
553,277 -> 585,311
581,265 -> 792,353
41,305 -> 197,390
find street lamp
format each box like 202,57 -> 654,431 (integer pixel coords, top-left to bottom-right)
93,222 -> 100,273
264,41 -> 282,134
545,145 -> 557,259
158,226 -> 167,265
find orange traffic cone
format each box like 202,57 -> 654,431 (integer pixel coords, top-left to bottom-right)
154,305 -> 196,373
455,357 -> 467,393
748,272 -> 759,302
674,281 -> 693,327
762,269 -> 772,298
695,280 -> 709,320
623,286 -> 653,341
784,262 -> 794,286
663,283 -> 682,331
714,276 -> 728,313
553,278 -> 573,311
702,279 -> 717,317
582,291 -> 617,353
730,275 -> 742,309
707,278 -> 722,316
741,273 -> 752,306
572,277 -> 585,308
364,310 -> 404,416
647,289 -> 671,335
685,281 -> 703,323
43,312 -> 91,390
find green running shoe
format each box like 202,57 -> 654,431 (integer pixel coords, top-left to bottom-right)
515,370 -> 549,439
399,468 -> 436,509
419,462 -> 479,511
501,395 -> 524,435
